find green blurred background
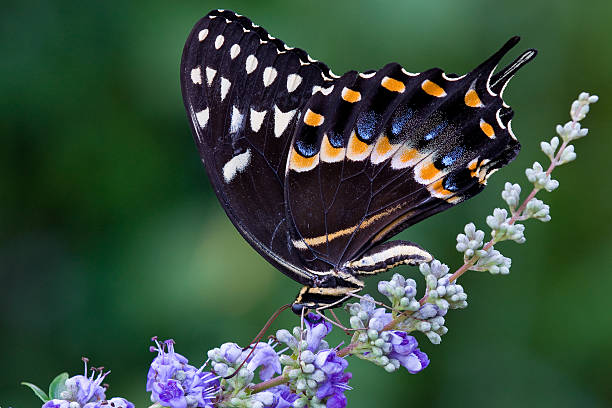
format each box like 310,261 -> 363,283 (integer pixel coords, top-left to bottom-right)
2,0 -> 611,407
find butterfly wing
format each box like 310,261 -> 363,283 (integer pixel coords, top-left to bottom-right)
180,9 -> 336,284
285,37 -> 536,272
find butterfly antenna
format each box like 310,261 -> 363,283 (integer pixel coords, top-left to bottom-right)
221,303 -> 291,380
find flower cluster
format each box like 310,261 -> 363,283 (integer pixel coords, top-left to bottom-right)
451,92 -> 598,279
147,337 -> 219,408
23,358 -> 133,408
347,294 -> 430,371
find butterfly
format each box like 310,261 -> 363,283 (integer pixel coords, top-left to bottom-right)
180,9 -> 536,313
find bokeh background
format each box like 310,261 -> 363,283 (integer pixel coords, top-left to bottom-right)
2,0 -> 611,407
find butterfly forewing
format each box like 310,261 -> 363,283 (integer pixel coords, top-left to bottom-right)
181,10 -> 335,284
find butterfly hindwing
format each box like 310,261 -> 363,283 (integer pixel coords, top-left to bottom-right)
286,38 -> 536,272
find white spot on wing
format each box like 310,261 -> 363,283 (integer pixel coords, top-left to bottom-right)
206,67 -> 217,86
220,77 -> 231,101
245,55 -> 258,74
198,29 -> 209,42
195,108 -> 209,128
221,77 -> 232,102
401,68 -> 418,77
312,85 -> 334,95
442,72 -> 466,81
223,149 -> 251,183
215,35 -> 224,49
359,71 -> 376,79
274,105 -> 296,137
230,44 -> 240,59
321,85 -> 334,95
190,67 -> 202,84
250,109 -> 267,132
286,73 -> 302,92
230,106 -> 244,134
263,67 -> 278,87
495,108 -> 506,129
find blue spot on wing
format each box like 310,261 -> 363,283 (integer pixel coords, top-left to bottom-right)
356,111 -> 380,142
443,174 -> 460,192
441,146 -> 465,167
296,139 -> 317,157
328,130 -> 344,148
424,121 -> 447,141
391,108 -> 413,136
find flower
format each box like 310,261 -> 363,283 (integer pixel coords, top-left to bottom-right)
314,350 -> 352,408
147,338 -> 190,391
387,331 -> 429,374
268,385 -> 299,408
304,313 -> 332,352
152,379 -> 186,408
60,358 -> 107,407
82,397 -> 135,408
246,342 -> 282,381
36,359 -> 133,408
42,400 -> 71,408
147,338 -> 219,408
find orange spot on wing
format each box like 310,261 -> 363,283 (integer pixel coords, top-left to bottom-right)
290,147 -> 318,171
431,179 -> 452,196
480,119 -> 495,138
421,80 -> 447,97
465,89 -> 483,107
304,109 -> 324,126
381,77 -> 406,93
375,135 -> 392,155
342,87 -> 361,103
348,132 -> 369,156
419,161 -> 440,181
321,134 -> 344,161
400,148 -> 419,163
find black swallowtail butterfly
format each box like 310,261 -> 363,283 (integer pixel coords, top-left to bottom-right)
180,9 -> 536,313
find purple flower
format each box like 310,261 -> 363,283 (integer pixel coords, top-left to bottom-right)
104,397 -> 135,408
182,371 -> 219,408
314,350 -> 352,408
82,397 -> 135,408
218,343 -> 244,364
152,379 -> 186,408
305,313 -> 332,352
246,343 -> 282,381
147,338 -> 219,408
42,400 -> 70,408
268,385 -> 299,408
387,331 -> 430,374
61,359 -> 108,406
147,338 -> 190,391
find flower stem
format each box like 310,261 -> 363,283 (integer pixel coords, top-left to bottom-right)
447,134 -> 572,284
249,374 -> 288,393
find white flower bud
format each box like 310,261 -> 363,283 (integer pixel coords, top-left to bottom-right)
426,331 -> 442,344
558,144 -> 576,165
294,397 -> 308,408
311,369 -> 325,382
350,316 -> 363,329
254,392 -> 275,406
